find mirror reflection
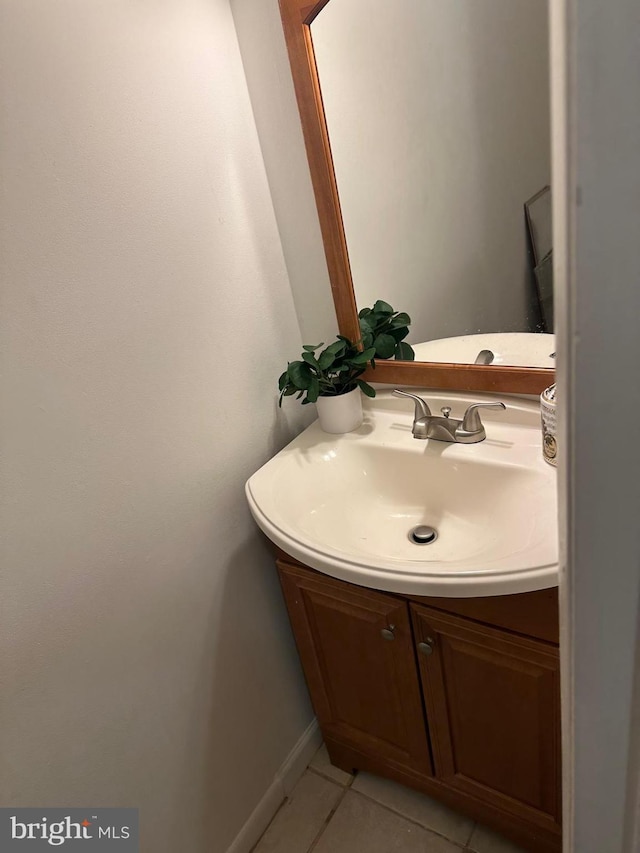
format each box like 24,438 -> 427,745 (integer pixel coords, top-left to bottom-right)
311,0 -> 553,367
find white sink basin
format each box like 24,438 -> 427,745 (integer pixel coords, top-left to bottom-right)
246,390 -> 558,597
411,332 -> 556,368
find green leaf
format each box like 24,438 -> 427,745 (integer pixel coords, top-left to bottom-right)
357,379 -> 376,398
388,326 -> 409,342
318,339 -> 347,369
317,349 -> 336,371
350,346 -> 377,365
359,315 -> 374,333
302,343 -> 322,352
278,370 -> 290,392
389,312 -> 411,329
372,299 -> 394,315
360,329 -> 374,349
358,307 -> 372,318
288,360 -> 312,389
373,333 -> 396,359
395,341 -> 415,361
302,351 -> 320,369
306,376 -> 320,403
325,339 -> 347,356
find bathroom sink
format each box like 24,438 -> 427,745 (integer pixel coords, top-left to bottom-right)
412,332 -> 556,368
246,390 -> 558,597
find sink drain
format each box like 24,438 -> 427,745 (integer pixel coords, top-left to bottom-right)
409,525 -> 438,545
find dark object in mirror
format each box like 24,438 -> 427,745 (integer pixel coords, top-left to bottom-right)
525,186 -> 552,265
525,187 -> 554,331
535,252 -> 554,332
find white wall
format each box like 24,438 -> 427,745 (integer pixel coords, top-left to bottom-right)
313,0 -> 550,343
0,2 -> 315,851
552,0 -> 640,847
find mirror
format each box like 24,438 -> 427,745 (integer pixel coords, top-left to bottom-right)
279,0 -> 555,393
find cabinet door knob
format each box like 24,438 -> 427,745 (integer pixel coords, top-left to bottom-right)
381,625 -> 396,641
418,639 -> 435,656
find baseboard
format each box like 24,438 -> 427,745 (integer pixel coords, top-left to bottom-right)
224,778 -> 284,853
226,718 -> 321,853
279,717 -> 322,796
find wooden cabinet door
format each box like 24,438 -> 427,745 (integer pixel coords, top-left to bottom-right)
411,604 -> 561,834
278,561 -> 432,775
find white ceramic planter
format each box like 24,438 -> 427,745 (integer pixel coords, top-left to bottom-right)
315,387 -> 363,434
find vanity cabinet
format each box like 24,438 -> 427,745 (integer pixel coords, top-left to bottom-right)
412,605 -> 561,838
278,561 -> 433,777
277,556 -> 561,853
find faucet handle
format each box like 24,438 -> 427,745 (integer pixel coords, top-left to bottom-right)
393,389 -> 432,419
461,402 -> 506,432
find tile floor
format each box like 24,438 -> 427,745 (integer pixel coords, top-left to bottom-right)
252,745 -> 527,853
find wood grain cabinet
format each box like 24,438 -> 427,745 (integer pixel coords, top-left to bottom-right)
278,561 -> 432,777
412,605 -> 561,839
277,556 -> 562,853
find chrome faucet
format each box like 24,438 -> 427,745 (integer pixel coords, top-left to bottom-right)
393,390 -> 506,443
474,349 -> 495,365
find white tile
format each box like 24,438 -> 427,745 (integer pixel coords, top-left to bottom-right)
253,771 -> 342,853
468,823 -> 528,853
309,744 -> 354,786
312,791 -> 463,853
352,771 -> 474,846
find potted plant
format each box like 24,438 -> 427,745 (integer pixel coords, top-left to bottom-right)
278,336 -> 376,433
358,300 -> 416,361
278,301 -> 414,433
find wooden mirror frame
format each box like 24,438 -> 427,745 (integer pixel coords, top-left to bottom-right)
279,0 -> 554,394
